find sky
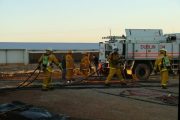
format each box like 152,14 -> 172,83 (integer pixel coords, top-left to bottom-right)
0,0 -> 180,43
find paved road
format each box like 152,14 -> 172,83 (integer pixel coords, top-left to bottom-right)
0,75 -> 179,120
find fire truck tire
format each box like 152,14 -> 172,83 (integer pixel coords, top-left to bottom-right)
134,64 -> 150,80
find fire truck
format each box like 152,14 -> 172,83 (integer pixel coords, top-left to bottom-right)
99,29 -> 180,80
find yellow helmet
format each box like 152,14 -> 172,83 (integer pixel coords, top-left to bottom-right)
67,50 -> 72,54
82,52 -> 88,55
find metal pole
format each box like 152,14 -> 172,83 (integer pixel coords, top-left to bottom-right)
178,43 -> 180,79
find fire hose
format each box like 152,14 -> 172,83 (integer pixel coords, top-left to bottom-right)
16,62 -> 128,87
16,65 -> 41,88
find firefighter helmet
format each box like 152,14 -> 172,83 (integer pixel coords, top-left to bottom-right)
113,48 -> 118,52
160,48 -> 167,52
67,50 -> 72,54
46,48 -> 52,51
82,52 -> 88,55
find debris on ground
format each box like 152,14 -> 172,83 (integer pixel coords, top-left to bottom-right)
0,101 -> 70,120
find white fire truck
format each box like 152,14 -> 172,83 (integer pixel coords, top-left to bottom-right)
99,29 -> 180,80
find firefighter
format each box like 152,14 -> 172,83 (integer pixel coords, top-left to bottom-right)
105,48 -> 126,86
92,54 -> 99,76
61,55 -> 66,80
66,50 -> 75,83
38,48 -> 62,91
154,48 -> 171,89
88,53 -> 93,74
80,52 -> 91,77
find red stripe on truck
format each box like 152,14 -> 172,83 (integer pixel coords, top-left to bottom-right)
128,52 -> 179,54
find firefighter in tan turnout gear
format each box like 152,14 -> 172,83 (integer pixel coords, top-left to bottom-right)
105,48 -> 126,86
38,48 -> 62,91
154,48 -> 171,89
80,52 -> 91,78
66,50 -> 75,83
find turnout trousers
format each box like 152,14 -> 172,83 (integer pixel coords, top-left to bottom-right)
105,67 -> 125,84
66,68 -> 74,81
42,70 -> 52,89
160,70 -> 169,86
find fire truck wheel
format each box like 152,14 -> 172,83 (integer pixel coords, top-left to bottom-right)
134,64 -> 150,80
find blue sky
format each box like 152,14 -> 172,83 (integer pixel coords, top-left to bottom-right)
0,0 -> 179,43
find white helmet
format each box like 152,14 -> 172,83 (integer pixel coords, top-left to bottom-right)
160,48 -> 167,52
46,48 -> 52,51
